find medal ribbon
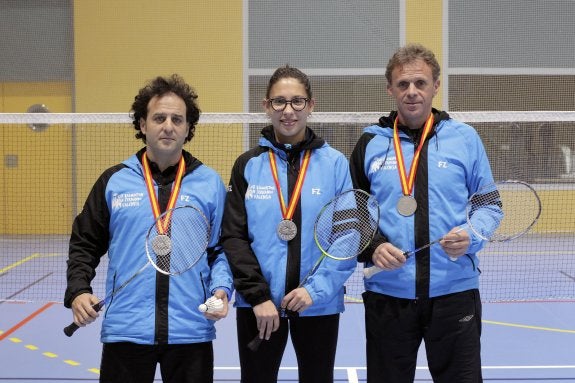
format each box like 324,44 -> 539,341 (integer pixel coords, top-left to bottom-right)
393,114 -> 434,196
268,150 -> 311,220
142,151 -> 186,234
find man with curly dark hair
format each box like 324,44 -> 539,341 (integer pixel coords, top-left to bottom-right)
65,74 -> 233,383
130,74 -> 200,144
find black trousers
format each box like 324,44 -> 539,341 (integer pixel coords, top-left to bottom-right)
99,341 -> 214,383
364,289 -> 483,383
236,307 -> 340,383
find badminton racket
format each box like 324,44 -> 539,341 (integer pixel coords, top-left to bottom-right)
248,189 -> 379,351
64,205 -> 211,336
364,180 -> 541,279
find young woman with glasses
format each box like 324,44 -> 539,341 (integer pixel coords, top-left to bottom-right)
221,65 -> 356,383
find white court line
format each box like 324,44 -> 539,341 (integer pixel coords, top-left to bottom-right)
40,365 -> 572,382
481,365 -> 575,370
347,367 -> 359,383
214,366 -> 575,383
215,365 -> 575,371
214,364 -> 575,371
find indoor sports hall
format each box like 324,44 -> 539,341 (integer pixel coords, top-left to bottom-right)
1,1 -> 574,382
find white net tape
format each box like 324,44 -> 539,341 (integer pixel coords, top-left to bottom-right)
3,111 -> 575,125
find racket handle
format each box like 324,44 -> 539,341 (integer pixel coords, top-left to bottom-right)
63,301 -> 104,337
247,335 -> 263,351
63,322 -> 80,337
363,265 -> 383,279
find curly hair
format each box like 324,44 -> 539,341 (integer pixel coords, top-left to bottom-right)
130,74 -> 201,143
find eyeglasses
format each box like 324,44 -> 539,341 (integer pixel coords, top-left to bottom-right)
268,97 -> 309,112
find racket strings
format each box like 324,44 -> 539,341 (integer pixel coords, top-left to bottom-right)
147,207 -> 210,275
364,180 -> 541,280
467,181 -> 541,242
315,190 -> 379,260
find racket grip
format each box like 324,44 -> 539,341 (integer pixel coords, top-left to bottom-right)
363,265 -> 383,279
63,301 -> 104,337
63,322 -> 80,337
247,335 -> 263,352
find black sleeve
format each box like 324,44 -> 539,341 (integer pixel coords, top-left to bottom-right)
349,133 -> 388,263
64,165 -> 123,308
220,151 -> 272,307
350,132 -> 374,193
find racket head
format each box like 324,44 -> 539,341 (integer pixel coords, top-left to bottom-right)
466,180 -> 541,242
313,189 -> 379,260
145,205 -> 210,275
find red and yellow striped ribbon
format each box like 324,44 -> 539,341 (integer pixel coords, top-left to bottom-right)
393,114 -> 434,197
268,150 -> 311,220
142,151 -> 186,234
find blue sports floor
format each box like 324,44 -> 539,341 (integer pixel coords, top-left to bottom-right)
1,300 -> 574,382
1,234 -> 574,382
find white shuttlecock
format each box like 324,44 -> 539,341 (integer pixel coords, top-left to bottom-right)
198,296 -> 224,313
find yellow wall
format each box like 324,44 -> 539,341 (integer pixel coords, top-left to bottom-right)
535,190 -> 575,233
73,1 -> 243,113
405,0 -> 444,109
0,82 -> 72,233
71,1 -> 245,215
0,82 -> 72,113
1,2 -> 245,234
0,123 -> 74,234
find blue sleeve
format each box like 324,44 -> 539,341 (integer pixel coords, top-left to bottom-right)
304,153 -> 357,306
208,178 -> 235,296
464,126 -> 500,254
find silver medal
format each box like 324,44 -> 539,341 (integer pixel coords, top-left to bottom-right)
152,234 -> 172,256
277,219 -> 297,241
397,195 -> 417,217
